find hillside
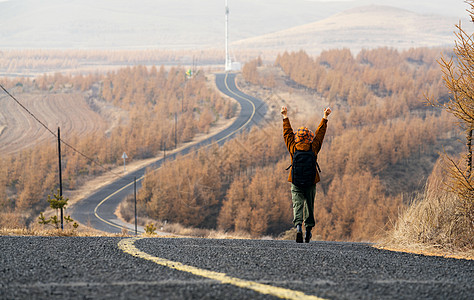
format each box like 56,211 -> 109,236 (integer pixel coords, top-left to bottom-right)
0,67 -> 237,228
0,91 -> 111,155
234,5 -> 458,53
0,0 -> 344,49
0,0 -> 467,51
0,47 -> 466,242
115,47 -> 463,241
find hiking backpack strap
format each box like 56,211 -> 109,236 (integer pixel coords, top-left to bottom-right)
286,144 -> 321,172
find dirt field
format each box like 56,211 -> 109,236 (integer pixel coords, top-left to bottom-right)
0,92 -> 107,155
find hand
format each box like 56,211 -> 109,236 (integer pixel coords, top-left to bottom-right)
281,106 -> 288,118
324,107 -> 331,119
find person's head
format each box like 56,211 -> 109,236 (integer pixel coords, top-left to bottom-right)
294,126 -> 314,144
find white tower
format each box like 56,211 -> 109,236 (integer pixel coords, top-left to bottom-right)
225,0 -> 232,71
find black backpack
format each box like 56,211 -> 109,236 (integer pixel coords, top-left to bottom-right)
287,145 -> 320,187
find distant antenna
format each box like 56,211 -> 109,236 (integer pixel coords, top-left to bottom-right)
225,0 -> 232,71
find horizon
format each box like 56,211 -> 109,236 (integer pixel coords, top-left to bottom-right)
0,0 -> 470,50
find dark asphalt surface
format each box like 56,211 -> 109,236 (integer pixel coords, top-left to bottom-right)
1,236 -> 473,299
9,74 -> 473,299
71,73 -> 267,234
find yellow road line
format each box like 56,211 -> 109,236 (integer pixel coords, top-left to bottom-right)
223,73 -> 257,131
118,238 -> 326,300
94,178 -> 143,230
94,73 -> 257,232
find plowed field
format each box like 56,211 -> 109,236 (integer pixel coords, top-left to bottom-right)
0,92 -> 107,155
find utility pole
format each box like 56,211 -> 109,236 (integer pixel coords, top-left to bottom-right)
174,112 -> 177,148
134,176 -> 137,235
57,127 -> 63,230
163,141 -> 166,162
225,0 -> 232,71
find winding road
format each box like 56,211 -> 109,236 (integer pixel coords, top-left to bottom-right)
71,73 -> 266,234
3,73 -> 473,300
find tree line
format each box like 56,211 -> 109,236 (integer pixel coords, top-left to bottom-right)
0,49 -> 277,75
384,3 -> 474,254
121,47 -> 459,241
0,66 -> 235,228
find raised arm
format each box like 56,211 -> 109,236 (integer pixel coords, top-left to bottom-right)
323,107 -> 331,120
281,106 -> 295,153
312,107 -> 331,153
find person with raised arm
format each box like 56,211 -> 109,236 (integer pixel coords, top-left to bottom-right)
281,106 -> 331,243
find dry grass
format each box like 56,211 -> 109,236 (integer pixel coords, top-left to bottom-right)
0,227 -> 132,237
150,222 -> 253,240
0,224 -> 257,240
1,216 -> 256,240
379,168 -> 474,260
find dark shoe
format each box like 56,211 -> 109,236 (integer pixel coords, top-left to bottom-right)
296,231 -> 303,243
304,230 -> 312,243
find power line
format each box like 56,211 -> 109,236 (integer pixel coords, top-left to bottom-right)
0,83 -> 124,179
0,84 -> 57,137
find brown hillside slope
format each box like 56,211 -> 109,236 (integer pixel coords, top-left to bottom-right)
234,5 -> 457,53
0,92 -> 107,155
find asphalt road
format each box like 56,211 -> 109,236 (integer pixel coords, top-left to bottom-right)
1,236 -> 472,299
29,73 -> 474,300
70,72 -> 266,234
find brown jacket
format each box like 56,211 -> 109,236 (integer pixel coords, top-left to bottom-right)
283,117 -> 328,184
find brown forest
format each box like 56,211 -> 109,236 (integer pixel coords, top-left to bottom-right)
121,47 -> 461,241
0,66 -> 236,227
0,48 -> 277,77
0,47 -> 462,241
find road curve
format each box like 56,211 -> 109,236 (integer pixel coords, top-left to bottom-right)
71,73 -> 266,233
1,236 -> 472,299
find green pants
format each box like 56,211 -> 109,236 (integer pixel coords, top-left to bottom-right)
291,183 -> 316,228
